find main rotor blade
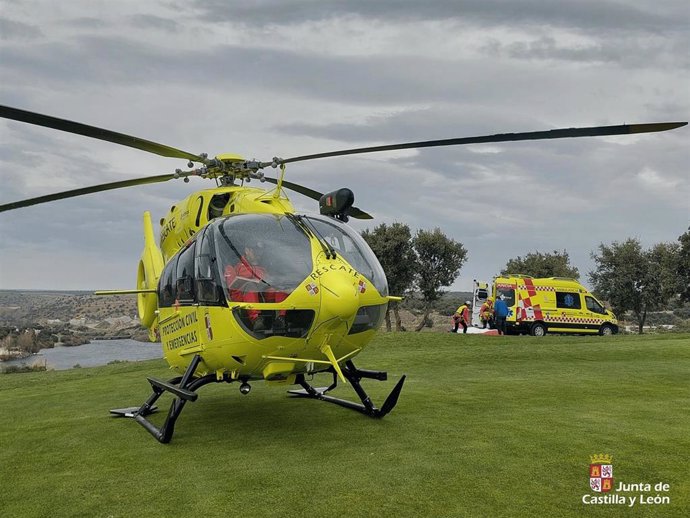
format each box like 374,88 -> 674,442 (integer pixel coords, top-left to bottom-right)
0,174 -> 175,213
262,177 -> 373,219
0,105 -> 206,163
279,122 -> 688,165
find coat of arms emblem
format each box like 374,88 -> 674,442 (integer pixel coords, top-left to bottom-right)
589,454 -> 613,492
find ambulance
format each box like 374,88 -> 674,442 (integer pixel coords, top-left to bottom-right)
491,275 -> 619,336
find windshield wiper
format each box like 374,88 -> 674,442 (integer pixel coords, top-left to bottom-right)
288,214 -> 336,260
218,223 -> 272,288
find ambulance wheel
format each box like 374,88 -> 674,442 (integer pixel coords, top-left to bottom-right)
599,324 -> 614,336
529,322 -> 547,336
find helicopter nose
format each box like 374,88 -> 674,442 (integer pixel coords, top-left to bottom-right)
319,270 -> 360,322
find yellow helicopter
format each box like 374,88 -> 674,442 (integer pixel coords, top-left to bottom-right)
0,105 -> 686,443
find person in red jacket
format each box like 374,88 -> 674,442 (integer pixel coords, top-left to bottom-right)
451,301 -> 471,333
224,243 -> 287,326
479,298 -> 494,329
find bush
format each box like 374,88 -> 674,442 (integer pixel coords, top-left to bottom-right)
645,312 -> 682,326
672,320 -> 690,332
1,364 -> 47,374
672,305 -> 690,320
402,292 -> 472,316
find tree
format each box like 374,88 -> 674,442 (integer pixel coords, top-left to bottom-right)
412,228 -> 468,331
362,223 -> 417,331
501,250 -> 579,279
678,227 -> 690,302
16,330 -> 38,353
649,241 -> 681,303
589,238 -> 678,334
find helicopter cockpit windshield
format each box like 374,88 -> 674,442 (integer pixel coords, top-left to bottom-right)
209,213 -> 388,303
206,212 -> 387,339
212,213 -> 313,302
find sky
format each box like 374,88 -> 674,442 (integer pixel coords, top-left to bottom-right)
0,0 -> 688,293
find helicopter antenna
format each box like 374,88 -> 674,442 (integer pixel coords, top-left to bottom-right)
273,164 -> 287,199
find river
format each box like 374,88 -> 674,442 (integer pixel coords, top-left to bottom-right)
1,339 -> 163,371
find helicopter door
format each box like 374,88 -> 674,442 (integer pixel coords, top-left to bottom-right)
158,242 -> 203,353
195,227 -> 225,307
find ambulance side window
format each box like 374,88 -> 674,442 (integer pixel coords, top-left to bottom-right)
585,296 -> 606,314
556,292 -> 581,310
497,288 -> 515,307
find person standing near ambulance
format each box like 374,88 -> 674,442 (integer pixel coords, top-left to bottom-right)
494,295 -> 509,335
451,301 -> 471,333
479,297 -> 494,329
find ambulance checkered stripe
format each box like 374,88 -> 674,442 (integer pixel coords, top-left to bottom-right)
545,317 -> 603,324
533,286 -> 556,291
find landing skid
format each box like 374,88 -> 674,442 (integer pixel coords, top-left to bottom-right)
110,354 -> 222,444
288,360 -> 406,418
109,406 -> 158,418
111,355 -> 405,444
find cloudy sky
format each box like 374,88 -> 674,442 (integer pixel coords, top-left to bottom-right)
0,0 -> 688,293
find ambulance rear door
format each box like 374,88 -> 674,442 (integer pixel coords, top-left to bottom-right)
471,280 -> 490,326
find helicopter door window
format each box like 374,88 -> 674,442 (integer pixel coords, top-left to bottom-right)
195,228 -> 224,306
175,242 -> 196,304
158,257 -> 177,308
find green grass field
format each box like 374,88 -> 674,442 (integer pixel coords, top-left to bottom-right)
1,333 -> 688,517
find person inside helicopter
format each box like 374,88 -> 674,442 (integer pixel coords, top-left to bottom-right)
223,240 -> 288,330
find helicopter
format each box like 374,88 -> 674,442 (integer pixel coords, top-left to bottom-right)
0,105 -> 686,443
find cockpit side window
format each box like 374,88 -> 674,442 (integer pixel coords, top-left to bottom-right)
208,193 -> 231,221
